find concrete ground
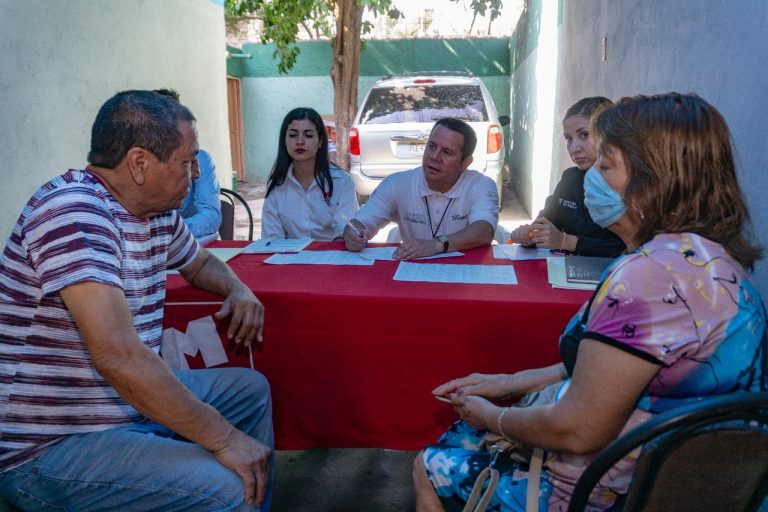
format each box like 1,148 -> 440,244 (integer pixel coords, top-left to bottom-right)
228,170 -> 531,511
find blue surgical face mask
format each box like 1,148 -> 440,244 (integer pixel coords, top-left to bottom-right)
584,166 -> 626,228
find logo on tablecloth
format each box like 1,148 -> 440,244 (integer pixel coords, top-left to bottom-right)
161,315 -> 229,369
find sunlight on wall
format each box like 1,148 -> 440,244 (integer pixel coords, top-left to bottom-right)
530,0 -> 559,216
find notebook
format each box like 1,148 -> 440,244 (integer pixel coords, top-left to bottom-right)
564,256 -> 614,284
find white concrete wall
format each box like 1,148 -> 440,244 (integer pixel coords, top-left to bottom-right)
0,0 -> 230,244
557,0 -> 768,293
241,75 -> 381,182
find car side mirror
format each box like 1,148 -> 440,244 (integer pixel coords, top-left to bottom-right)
498,115 -> 510,127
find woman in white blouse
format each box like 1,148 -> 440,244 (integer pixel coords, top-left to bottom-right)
261,107 -> 358,240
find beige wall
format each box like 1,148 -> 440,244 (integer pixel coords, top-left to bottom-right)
0,0 -> 230,244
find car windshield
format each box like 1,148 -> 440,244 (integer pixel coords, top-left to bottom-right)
359,84 -> 488,124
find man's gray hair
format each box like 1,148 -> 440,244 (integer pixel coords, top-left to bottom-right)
87,90 -> 195,169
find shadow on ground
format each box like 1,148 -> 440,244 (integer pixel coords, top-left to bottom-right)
274,449 -> 417,511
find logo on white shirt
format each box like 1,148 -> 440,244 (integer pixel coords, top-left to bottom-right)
404,212 -> 427,225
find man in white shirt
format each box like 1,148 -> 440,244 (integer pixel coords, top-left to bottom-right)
343,118 -> 499,259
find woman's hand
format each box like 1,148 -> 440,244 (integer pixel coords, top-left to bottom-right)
433,365 -> 568,403
432,373 -> 515,401
512,223 -> 535,245
528,217 -> 562,249
449,394 -> 499,431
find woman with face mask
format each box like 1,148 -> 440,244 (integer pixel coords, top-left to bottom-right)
261,107 -> 358,240
413,93 -> 766,511
510,97 -> 625,257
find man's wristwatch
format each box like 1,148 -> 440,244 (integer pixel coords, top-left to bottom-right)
437,235 -> 449,253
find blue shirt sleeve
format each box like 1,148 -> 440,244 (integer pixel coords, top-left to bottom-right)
177,149 -> 222,239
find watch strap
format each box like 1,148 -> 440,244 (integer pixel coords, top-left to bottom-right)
438,235 -> 449,253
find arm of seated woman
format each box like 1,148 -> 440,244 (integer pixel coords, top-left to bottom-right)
452,339 -> 660,454
433,363 -> 567,401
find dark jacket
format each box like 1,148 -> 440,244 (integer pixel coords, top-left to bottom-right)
539,167 -> 625,257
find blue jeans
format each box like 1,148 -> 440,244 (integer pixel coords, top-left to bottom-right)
0,368 -> 273,511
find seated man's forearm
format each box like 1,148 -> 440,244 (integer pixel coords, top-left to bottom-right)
445,220 -> 495,252
181,249 -> 243,296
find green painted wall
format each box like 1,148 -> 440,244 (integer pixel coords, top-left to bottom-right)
237,38 -> 509,77
233,38 -> 511,182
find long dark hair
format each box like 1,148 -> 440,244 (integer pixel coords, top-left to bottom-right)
266,107 -> 333,205
592,92 -> 762,270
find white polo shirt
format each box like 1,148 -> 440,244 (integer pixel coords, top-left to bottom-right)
261,165 -> 359,240
354,167 -> 499,241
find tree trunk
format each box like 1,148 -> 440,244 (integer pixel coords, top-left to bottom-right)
330,0 -> 363,171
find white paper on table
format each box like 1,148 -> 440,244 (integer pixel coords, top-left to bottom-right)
356,246 -> 398,260
243,238 -> 312,254
493,245 -> 551,261
356,247 -> 465,261
167,247 -> 244,275
264,250 -> 375,266
393,261 -> 517,285
417,251 -> 464,260
546,257 -> 597,290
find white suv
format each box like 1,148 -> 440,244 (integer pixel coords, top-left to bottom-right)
349,72 -> 509,201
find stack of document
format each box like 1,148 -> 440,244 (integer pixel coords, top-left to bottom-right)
243,238 -> 312,254
493,244 -> 551,260
265,251 -> 375,266
263,248 -> 465,266
394,261 -> 518,285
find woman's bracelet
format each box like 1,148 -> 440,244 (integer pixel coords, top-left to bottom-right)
497,407 -> 511,438
560,230 -> 568,251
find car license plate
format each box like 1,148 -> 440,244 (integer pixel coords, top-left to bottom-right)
409,144 -> 425,156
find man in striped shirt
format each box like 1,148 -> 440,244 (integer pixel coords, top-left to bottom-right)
0,91 -> 273,511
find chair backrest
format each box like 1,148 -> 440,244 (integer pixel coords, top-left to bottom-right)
219,199 -> 235,240
219,187 -> 254,241
567,392 -> 768,512
385,225 -> 401,243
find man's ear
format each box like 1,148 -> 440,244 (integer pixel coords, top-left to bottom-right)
461,155 -> 474,170
125,147 -> 149,185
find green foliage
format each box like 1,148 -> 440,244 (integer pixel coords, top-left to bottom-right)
227,0 -> 503,73
454,0 -> 504,22
225,0 -> 401,74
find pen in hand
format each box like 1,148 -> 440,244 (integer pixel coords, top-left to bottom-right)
341,214 -> 368,248
346,220 -> 364,239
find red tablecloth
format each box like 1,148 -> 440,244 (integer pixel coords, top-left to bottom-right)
163,241 -> 592,450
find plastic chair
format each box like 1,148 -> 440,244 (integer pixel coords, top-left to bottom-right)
567,392 -> 768,512
385,225 -> 402,243
219,187 -> 254,241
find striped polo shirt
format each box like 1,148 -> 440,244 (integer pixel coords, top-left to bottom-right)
0,169 -> 199,471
